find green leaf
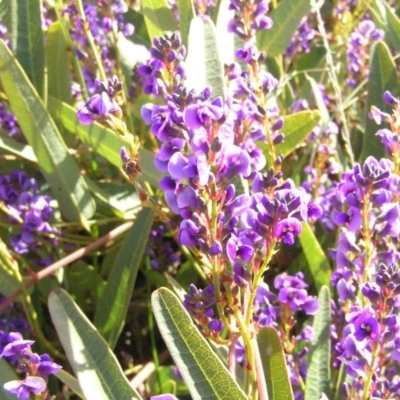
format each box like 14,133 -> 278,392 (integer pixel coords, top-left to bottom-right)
141,0 -> 178,43
46,22 -> 72,104
360,41 -> 400,161
306,75 -> 329,124
47,98 -> 162,187
84,178 -> 141,219
304,286 -> 331,400
0,358 -> 19,400
152,287 -> 247,400
371,0 -> 400,52
257,326 -> 294,400
0,240 -> 20,298
178,0 -> 195,49
274,110 -> 320,158
186,16 -> 226,99
67,261 -> 105,314
48,288 -> 143,400
0,133 -> 37,162
298,223 -> 331,291
256,0 -> 311,57
55,370 -> 85,399
94,208 -> 154,349
11,0 -> 45,98
0,40 -> 95,224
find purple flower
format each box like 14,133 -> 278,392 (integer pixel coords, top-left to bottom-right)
77,91 -> 117,125
226,232 -> 254,263
0,332 -> 34,358
36,354 -> 62,379
274,218 -> 302,245
3,376 -> 46,400
184,97 -> 224,129
353,310 -> 381,342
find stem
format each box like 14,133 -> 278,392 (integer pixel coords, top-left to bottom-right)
312,0 -> 355,167
75,0 -> 107,82
245,238 -> 277,326
55,0 -> 88,99
0,222 -> 133,315
362,340 -> 380,400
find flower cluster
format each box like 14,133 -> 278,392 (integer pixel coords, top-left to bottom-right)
1,332 -> 62,400
183,284 -> 224,335
0,171 -> 58,259
369,90 -> 400,164
346,20 -> 384,88
285,17 -> 316,57
77,75 -> 123,126
335,263 -> 400,398
62,1 -> 134,93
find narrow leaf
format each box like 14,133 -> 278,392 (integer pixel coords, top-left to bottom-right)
55,370 -> 85,399
306,75 -> 329,124
48,288 -> 143,400
152,287 -> 247,400
141,0 -> 178,43
298,222 -> 331,291
84,177 -> 141,219
0,240 -> 20,298
257,326 -> 294,400
256,0 -> 311,57
0,40 -> 95,223
266,110 -> 320,158
178,0 -> 195,49
94,208 -> 154,349
0,133 -> 37,162
46,22 -> 72,104
186,16 -> 226,99
361,41 -> 400,161
47,98 -> 162,187
11,0 -> 45,98
371,0 -> 400,52
0,358 -> 19,400
304,286 -> 331,400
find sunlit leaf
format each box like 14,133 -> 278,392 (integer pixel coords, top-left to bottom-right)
277,110 -> 320,157
152,287 -> 247,399
298,222 -> 331,291
305,286 -> 331,400
0,133 -> 37,162
257,326 -> 294,400
48,288 -> 143,400
55,370 -> 85,399
186,16 -> 225,99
